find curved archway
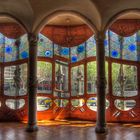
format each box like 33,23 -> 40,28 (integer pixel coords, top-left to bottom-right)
102,9 -> 140,122
0,14 -> 29,121
0,13 -> 28,33
33,10 -> 98,34
104,9 -> 140,32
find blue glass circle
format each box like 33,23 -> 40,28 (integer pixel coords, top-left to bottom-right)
5,46 -> 12,54
104,40 -> 108,46
21,51 -> 28,59
45,50 -> 52,57
77,45 -> 84,53
111,50 -> 118,57
60,48 -> 69,55
71,56 -> 77,62
128,44 -> 136,52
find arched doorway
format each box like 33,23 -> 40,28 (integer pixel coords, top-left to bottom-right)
0,16 -> 28,121
105,11 -> 140,122
35,13 -> 101,121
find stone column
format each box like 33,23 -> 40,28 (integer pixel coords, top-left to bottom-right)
26,33 -> 38,132
95,32 -> 107,133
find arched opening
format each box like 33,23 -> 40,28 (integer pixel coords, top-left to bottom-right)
0,15 -> 28,121
35,13 -> 102,121
104,11 -> 140,122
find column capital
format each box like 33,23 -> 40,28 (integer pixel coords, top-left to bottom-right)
28,33 -> 38,45
94,31 -> 105,42
15,39 -> 21,47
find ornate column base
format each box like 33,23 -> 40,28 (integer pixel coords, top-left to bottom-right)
95,124 -> 108,133
26,124 -> 38,132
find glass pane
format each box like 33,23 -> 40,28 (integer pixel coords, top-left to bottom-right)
37,96 -> 52,111
123,34 -> 137,61
55,61 -> 69,97
114,99 -> 136,111
0,33 -> 4,62
110,31 -> 121,59
137,31 -> 140,61
4,64 -> 27,96
71,44 -> 85,63
54,99 -> 69,107
112,63 -> 137,97
87,97 -> 97,111
6,99 -> 25,109
87,97 -> 109,111
86,36 -> 96,57
54,91 -> 70,98
87,62 -> 97,94
71,65 -> 84,96
105,62 -> 109,94
19,34 -> 29,59
87,61 -> 108,94
4,37 -> 17,62
71,99 -> 85,107
37,61 -> 52,94
105,31 -> 109,56
54,44 -> 70,59
38,34 -> 53,57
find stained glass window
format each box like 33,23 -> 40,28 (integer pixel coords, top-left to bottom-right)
86,36 -> 96,57
71,65 -> 84,96
71,99 -> 85,107
37,96 -> 52,111
38,34 -> 53,57
114,99 -> 136,111
19,34 -> 29,59
123,34 -> 137,61
137,31 -> 140,61
54,99 -> 69,107
6,99 -> 25,110
4,64 -> 27,96
87,97 -> 109,111
4,37 -> 17,62
110,31 -> 121,59
54,60 -> 69,98
37,61 -> 52,94
105,31 -> 109,56
54,44 -> 70,59
109,31 -> 138,61
0,33 -> 4,62
112,63 -> 137,97
71,43 -> 85,63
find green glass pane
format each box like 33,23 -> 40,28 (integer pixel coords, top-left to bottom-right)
71,65 -> 84,96
55,60 -> 69,97
4,64 -> 27,96
37,61 -> 52,94
112,63 -> 137,97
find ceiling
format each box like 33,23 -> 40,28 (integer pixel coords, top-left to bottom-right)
0,17 -> 17,23
47,14 -> 85,26
0,0 -> 139,32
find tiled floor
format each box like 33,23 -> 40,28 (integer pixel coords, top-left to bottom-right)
0,121 -> 140,140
